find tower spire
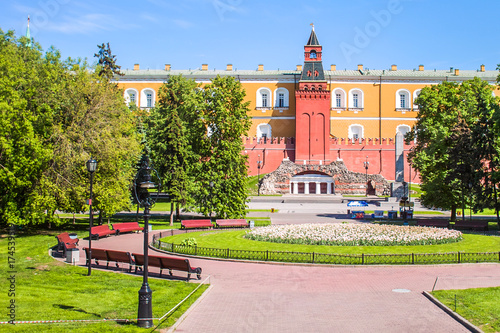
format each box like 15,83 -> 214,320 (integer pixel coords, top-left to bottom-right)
26,15 -> 32,47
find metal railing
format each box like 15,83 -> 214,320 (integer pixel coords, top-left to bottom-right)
151,232 -> 499,265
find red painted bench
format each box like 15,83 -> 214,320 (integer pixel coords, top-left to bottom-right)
454,220 -> 489,231
215,219 -> 248,228
417,219 -> 450,228
90,224 -> 116,240
83,248 -> 135,272
181,219 -> 213,229
133,253 -> 202,280
55,232 -> 79,255
112,222 -> 144,235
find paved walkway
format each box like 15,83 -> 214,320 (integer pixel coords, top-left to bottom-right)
68,198 -> 500,333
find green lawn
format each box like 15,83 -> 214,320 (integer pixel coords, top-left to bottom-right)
159,229 -> 500,255
432,287 -> 500,333
0,232 -> 208,332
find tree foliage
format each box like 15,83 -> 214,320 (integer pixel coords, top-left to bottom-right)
147,75 -> 251,219
94,42 -> 123,80
407,77 -> 500,224
0,30 -> 140,226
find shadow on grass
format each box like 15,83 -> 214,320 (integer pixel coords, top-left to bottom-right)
53,304 -> 102,317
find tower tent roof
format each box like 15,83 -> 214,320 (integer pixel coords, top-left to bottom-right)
307,27 -> 320,46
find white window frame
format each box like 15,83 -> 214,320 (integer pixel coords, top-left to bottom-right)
274,87 -> 289,109
396,124 -> 411,137
140,88 -> 156,109
413,89 -> 422,110
395,89 -> 411,111
348,124 -> 364,140
124,88 -> 139,106
256,88 -> 272,110
257,123 -> 272,141
348,88 -> 364,111
331,88 -> 346,111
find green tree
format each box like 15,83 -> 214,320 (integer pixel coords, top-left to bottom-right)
408,77 -> 500,224
147,76 -> 201,224
196,75 -> 251,218
94,42 -> 123,80
0,30 -> 140,226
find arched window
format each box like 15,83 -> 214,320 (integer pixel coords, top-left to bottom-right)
396,89 -> 411,111
309,50 -> 317,59
256,88 -> 272,110
274,88 -> 289,109
140,88 -> 155,109
124,88 -> 138,106
348,88 -> 364,111
331,88 -> 346,110
396,125 -> 411,137
257,123 -> 272,142
348,124 -> 364,140
413,89 -> 422,110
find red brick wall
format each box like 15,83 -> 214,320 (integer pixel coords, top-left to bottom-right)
244,137 -> 418,183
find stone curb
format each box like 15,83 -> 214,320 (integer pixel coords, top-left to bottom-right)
422,291 -> 483,333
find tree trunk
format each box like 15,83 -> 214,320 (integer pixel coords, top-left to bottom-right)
450,204 -> 457,222
176,202 -> 180,221
170,201 -> 174,226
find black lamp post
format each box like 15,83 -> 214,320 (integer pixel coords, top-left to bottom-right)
257,154 -> 262,196
133,155 -> 160,328
363,156 -> 369,195
86,157 -> 97,276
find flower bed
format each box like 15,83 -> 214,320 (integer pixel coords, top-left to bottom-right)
244,223 -> 463,246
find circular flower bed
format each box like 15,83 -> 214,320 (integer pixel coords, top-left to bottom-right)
244,223 -> 463,246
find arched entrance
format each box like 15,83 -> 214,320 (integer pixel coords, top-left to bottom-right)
290,172 -> 335,194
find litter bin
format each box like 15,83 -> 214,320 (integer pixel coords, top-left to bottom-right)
249,220 -> 255,228
66,248 -> 79,264
388,211 -> 398,219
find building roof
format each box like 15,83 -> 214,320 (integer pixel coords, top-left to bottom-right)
116,68 -> 498,83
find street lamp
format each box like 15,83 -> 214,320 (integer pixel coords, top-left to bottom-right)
257,154 -> 262,196
363,156 -> 369,195
86,157 -> 97,276
133,155 -> 160,328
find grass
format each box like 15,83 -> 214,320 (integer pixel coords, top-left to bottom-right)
432,287 -> 500,333
0,231 -> 208,332
159,229 -> 500,255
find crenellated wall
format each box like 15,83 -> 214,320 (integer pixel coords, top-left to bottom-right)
244,137 -> 418,183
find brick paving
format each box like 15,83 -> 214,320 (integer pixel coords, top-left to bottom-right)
68,201 -> 500,332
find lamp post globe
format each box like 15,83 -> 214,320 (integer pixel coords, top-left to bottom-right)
86,157 -> 97,276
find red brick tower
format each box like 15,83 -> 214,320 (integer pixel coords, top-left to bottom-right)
295,26 -> 331,165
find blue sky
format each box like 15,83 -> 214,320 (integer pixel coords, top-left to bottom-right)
3,0 -> 500,72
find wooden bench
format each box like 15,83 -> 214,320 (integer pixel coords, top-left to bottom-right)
90,224 -> 116,240
454,220 -> 489,231
215,219 -> 248,228
417,219 -> 450,228
181,219 -> 213,229
112,222 -> 144,235
83,248 -> 135,272
133,254 -> 202,280
55,232 -> 79,255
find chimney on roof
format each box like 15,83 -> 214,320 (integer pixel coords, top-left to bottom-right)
418,64 -> 424,71
331,64 -> 336,71
454,68 -> 460,76
226,64 -> 233,71
480,64 -> 485,72
297,64 -> 303,71
165,64 -> 171,71
134,63 -> 140,71
391,64 -> 397,71
258,64 -> 264,71
357,64 -> 363,70
201,64 -> 208,71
